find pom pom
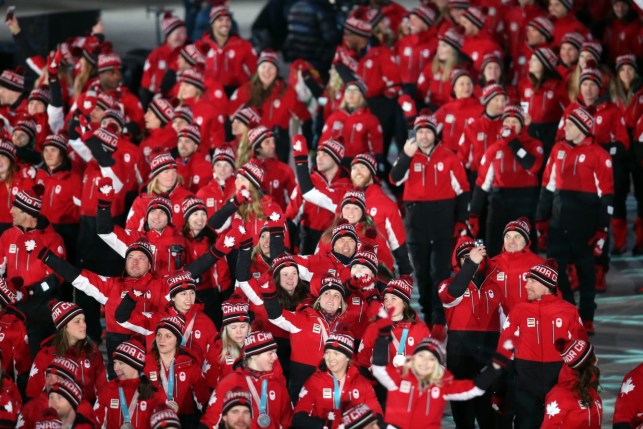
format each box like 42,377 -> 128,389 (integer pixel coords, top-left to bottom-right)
47,299 -> 60,312
104,122 -> 120,134
250,318 -> 268,332
360,244 -> 375,254
554,338 -> 568,353
336,217 -> 350,227
32,184 -> 45,198
363,226 -> 378,240
163,11 -> 173,19
42,407 -> 60,419
335,136 -> 345,145
543,258 -> 558,271
14,66 -> 25,76
585,59 -> 598,69
100,41 -> 113,54
9,276 -> 24,290
517,216 -> 531,227
419,107 -> 433,116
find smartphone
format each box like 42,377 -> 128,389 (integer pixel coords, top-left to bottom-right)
408,128 -> 416,140
475,239 -> 484,247
5,6 -> 16,22
520,101 -> 529,114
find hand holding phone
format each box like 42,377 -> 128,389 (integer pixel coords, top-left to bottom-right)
5,6 -> 16,22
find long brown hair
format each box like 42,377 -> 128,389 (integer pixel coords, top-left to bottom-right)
247,74 -> 286,108
273,270 -> 309,311
574,355 -> 600,407
72,59 -> 94,101
238,184 -> 265,221
53,328 -> 93,356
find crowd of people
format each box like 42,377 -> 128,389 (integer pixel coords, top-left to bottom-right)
0,0 -> 642,427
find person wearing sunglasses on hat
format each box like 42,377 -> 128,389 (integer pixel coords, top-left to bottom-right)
541,338 -> 602,429
497,258 -> 587,429
200,330 -> 292,429
293,332 -> 383,429
437,237 -> 505,429
371,313 -> 507,429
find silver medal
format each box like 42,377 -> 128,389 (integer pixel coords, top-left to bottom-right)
166,400 -> 179,413
120,423 -> 135,429
393,354 -> 407,368
257,413 -> 271,428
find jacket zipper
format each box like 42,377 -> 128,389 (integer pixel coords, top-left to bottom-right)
421,164 -> 426,188
408,385 -> 414,412
433,165 -> 437,185
573,155 -> 579,176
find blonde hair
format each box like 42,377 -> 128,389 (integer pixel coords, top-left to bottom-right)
326,68 -> 344,109
403,357 -> 445,389
73,58 -> 94,102
432,52 -> 458,83
567,63 -> 581,102
219,326 -> 244,363
236,129 -> 252,167
238,183 -> 265,221
313,291 -> 347,314
146,173 -> 184,194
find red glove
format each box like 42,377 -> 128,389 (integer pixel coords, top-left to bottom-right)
97,177 -> 114,208
212,226 -> 244,257
431,324 -> 447,343
536,219 -> 549,252
346,273 -> 374,293
467,215 -> 480,238
266,211 -> 285,235
259,278 -> 278,300
233,220 -> 252,250
232,186 -> 252,208
47,50 -> 63,80
492,338 -> 515,369
498,126 -> 516,141
291,134 -> 309,164
588,228 -> 608,257
453,221 -> 467,239
77,114 -> 95,142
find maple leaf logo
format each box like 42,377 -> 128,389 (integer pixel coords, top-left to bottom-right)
621,377 -> 635,396
224,235 -> 235,247
269,212 -> 280,222
292,139 -> 302,152
240,189 -> 250,199
299,386 -> 308,398
99,184 -> 113,195
238,225 -> 247,235
502,339 -> 514,351
502,319 -> 510,330
132,289 -> 143,297
546,401 -> 560,418
202,359 -> 211,374
208,392 -> 217,406
24,239 -> 37,253
29,365 -> 38,378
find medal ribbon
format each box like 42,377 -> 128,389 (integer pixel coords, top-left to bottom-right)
245,376 -> 269,414
182,314 -> 197,347
118,387 -> 139,424
397,328 -> 409,356
160,359 -> 175,401
332,375 -> 345,410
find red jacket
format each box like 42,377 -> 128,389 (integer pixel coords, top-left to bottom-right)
458,113 -> 504,172
86,85 -> 145,131
0,375 -> 21,427
70,270 -> 168,334
34,165 -> 82,224
434,97 -> 484,153
476,130 -> 544,190
184,232 -> 232,293
258,158 -> 297,212
196,177 -> 235,219
372,364 -> 486,429
551,15 -> 592,48
126,186 -> 193,232
95,378 -> 167,429
0,219 -> 66,286
417,63 -> 454,108
268,305 -> 359,367
378,1 -> 408,34
364,184 -> 406,251
391,144 -> 470,202
98,225 -> 187,277
226,195 -> 285,247
438,265 -> 505,332
200,365 -> 292,429
497,294 -> 587,363
356,319 -> 431,370
0,176 -> 26,226
356,46 -> 401,99
202,34 -> 257,89
461,32 -> 503,76
603,17 -> 643,64
395,30 -> 438,85
320,107 -> 384,158
79,159 -> 129,217
202,338 -> 237,389
182,96 -> 226,151
26,337 -> 106,403
0,309 -> 30,380
488,248 -> 544,313
294,365 -> 382,424
541,365 -> 602,429
116,138 -> 150,194
288,167 -> 352,232
519,77 -> 569,124
293,252 -> 349,297
141,44 -> 181,93
19,391 -> 47,429
228,80 -> 311,130
616,87 -> 643,129
176,152 -> 212,194
613,363 -> 643,429
144,351 -> 210,415
139,126 -> 178,163
501,4 -> 546,62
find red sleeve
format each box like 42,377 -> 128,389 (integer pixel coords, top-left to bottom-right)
382,196 -> 407,250
594,150 -> 615,197
25,350 -> 51,399
441,376 -> 484,401
355,325 -> 376,369
438,279 -> 460,307
141,50 -> 157,91
71,270 -> 114,305
613,365 -> 643,427
200,375 -> 234,428
359,377 -> 384,416
279,384 -> 294,428
450,155 -> 470,193
191,365 -> 211,409
92,351 -> 107,396
540,388 -> 567,429
525,137 -> 544,174
458,127 -> 474,168
126,196 -> 148,232
13,321 -> 32,376
613,111 -> 630,150
292,375 -> 318,414
475,146 -> 494,189
367,114 -> 384,156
